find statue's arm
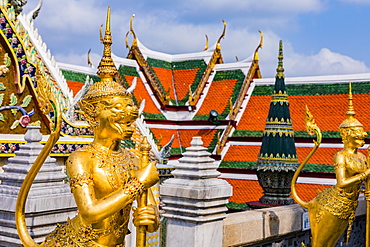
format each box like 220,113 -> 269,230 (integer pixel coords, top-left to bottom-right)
67,151 -> 146,224
335,152 -> 370,188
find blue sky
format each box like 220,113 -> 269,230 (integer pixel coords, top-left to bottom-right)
23,0 -> 370,78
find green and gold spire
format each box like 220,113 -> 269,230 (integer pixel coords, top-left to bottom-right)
253,41 -> 298,206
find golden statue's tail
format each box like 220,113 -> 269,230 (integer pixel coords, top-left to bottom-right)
15,74 -> 62,246
291,106 -> 322,209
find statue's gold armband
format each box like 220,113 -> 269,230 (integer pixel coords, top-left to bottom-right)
69,173 -> 94,191
334,163 -> 346,170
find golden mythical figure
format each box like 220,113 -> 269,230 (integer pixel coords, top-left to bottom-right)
291,82 -> 370,247
16,7 -> 160,247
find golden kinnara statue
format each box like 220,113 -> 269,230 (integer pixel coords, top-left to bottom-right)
291,82 -> 370,247
16,7 -> 160,247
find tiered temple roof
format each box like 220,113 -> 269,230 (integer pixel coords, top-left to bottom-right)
1,3 -> 370,210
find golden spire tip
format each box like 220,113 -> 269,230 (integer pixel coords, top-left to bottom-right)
346,82 -> 355,118
276,40 -> 284,78
96,6 -> 117,82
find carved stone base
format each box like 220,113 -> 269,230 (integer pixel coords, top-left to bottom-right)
256,170 -> 295,205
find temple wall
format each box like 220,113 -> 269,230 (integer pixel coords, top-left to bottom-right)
222,195 -> 366,247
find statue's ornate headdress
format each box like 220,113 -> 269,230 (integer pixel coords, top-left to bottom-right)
338,82 -> 363,129
79,7 -> 132,127
80,6 -> 129,104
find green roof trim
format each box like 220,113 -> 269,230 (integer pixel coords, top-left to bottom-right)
146,58 -> 207,71
304,163 -> 334,173
219,161 -> 256,169
62,70 -> 100,83
219,160 -> 334,173
170,147 -> 184,155
252,81 -> 370,96
192,114 -> 209,120
118,65 -> 139,77
232,130 -> 358,139
147,57 -> 172,70
142,112 -> 166,120
226,202 -> 249,210
294,130 -> 341,138
232,130 -> 264,137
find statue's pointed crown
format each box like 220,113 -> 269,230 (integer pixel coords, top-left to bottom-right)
338,82 -> 363,128
81,6 -> 128,102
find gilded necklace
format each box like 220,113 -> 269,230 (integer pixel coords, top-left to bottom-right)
86,142 -> 135,190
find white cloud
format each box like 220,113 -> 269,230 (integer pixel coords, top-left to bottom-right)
286,48 -> 370,76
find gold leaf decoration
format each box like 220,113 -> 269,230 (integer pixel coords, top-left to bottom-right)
0,83 -> 5,90
0,113 -> 4,121
0,93 -> 3,105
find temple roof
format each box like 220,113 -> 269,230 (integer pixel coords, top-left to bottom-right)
3,4 -> 370,208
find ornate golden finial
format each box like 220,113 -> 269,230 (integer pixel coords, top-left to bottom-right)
276,40 -> 284,79
216,20 -> 226,50
125,31 -> 130,49
129,14 -> 138,47
253,30 -> 264,61
204,34 -> 209,51
87,48 -> 93,67
339,82 -> 363,128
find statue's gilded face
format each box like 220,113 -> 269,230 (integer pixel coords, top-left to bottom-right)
347,126 -> 367,148
98,95 -> 139,140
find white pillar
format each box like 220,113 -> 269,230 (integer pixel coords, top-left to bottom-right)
160,136 -> 232,247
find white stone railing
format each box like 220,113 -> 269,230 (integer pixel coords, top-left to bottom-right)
222,195 -> 366,247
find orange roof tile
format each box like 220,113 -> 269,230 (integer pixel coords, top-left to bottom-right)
237,95 -> 269,131
151,67 -> 174,99
66,80 -> 84,96
289,94 -> 370,132
124,75 -> 161,114
222,178 -> 332,203
173,68 -> 199,100
238,94 -> 370,132
223,145 -> 260,162
197,79 -> 238,115
150,128 -> 218,149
